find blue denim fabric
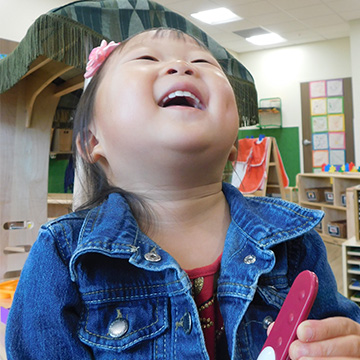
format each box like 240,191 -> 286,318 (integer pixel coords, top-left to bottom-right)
6,183 -> 360,359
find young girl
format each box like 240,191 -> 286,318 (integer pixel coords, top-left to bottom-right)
6,28 -> 360,360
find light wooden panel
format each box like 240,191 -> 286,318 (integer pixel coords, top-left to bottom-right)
0,56 -> 84,280
0,80 -> 59,279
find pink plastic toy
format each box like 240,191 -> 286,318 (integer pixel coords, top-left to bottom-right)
257,270 -> 318,360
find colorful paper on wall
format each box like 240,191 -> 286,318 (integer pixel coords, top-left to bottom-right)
311,98 -> 327,115
329,132 -> 346,149
310,80 -> 326,98
328,114 -> 344,131
329,150 -> 346,165
312,133 -> 329,150
327,97 -> 343,114
308,79 -> 346,169
311,116 -> 328,132
312,150 -> 329,167
326,79 -> 343,97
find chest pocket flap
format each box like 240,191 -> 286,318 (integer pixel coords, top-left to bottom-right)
78,296 -> 169,351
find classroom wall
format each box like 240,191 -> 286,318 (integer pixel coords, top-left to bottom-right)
233,37 -> 353,172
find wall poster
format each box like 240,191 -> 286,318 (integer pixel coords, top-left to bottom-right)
308,78 -> 346,171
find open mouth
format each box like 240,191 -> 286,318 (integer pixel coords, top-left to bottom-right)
158,90 -> 204,110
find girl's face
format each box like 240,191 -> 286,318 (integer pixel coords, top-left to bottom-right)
90,30 -> 239,189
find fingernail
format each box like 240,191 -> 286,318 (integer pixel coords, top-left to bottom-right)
302,325 -> 313,342
292,343 -> 309,358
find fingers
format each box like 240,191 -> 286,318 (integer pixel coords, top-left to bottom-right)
267,322 -> 274,336
297,318 -> 360,342
290,335 -> 360,359
288,318 -> 360,359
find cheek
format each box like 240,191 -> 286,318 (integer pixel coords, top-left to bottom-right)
214,77 -> 239,123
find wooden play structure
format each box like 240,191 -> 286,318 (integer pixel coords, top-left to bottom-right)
232,137 -> 289,199
0,0 -> 258,281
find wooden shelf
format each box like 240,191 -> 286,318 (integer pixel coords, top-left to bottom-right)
343,237 -> 360,305
47,193 -> 73,219
297,172 -> 360,245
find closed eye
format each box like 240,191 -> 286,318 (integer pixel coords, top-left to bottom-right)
192,59 -> 211,64
136,55 -> 158,61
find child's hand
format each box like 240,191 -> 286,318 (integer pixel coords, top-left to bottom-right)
288,317 -> 360,359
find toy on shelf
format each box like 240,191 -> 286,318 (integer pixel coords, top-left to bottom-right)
0,279 -> 18,301
258,98 -> 282,128
321,163 -> 359,173
0,279 -> 18,324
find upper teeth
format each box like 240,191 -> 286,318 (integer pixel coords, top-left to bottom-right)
161,90 -> 202,108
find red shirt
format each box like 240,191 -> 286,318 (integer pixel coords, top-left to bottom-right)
185,254 -> 224,360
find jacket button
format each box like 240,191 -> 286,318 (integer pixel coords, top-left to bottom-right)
144,251 -> 162,262
244,254 -> 256,264
182,312 -> 192,335
263,315 -> 273,329
175,311 -> 192,335
108,318 -> 129,338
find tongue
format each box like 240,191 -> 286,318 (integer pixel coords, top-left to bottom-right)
164,97 -> 193,108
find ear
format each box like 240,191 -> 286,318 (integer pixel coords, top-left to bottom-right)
76,130 -> 104,163
227,141 -> 238,162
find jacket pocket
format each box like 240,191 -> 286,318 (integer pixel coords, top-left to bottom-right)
78,296 -> 169,352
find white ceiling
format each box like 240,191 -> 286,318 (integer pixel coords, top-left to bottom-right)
155,0 -> 360,53
1,0 -> 359,53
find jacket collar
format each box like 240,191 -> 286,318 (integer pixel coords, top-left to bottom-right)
69,183 -> 323,280
222,182 -> 323,249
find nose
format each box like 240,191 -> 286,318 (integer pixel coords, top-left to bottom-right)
165,60 -> 195,76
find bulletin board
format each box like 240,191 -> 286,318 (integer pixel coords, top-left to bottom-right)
300,78 -> 354,173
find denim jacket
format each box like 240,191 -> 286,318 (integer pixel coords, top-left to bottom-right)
6,183 -> 360,359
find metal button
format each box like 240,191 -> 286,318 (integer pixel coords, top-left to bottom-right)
182,312 -> 192,335
144,251 -> 161,262
244,254 -> 256,264
109,318 -> 129,338
262,315 -> 273,329
176,311 -> 192,335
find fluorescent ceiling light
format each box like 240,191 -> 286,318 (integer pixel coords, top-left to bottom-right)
191,7 -> 242,25
246,33 -> 286,46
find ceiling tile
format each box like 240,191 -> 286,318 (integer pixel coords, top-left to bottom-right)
217,19 -> 258,32
316,23 -> 350,39
283,29 -> 325,42
267,0 -> 323,10
248,11 -> 296,26
340,9 -> 360,21
167,0 -> 216,15
301,14 -> 345,28
286,4 -> 335,20
231,1 -> 280,18
153,0 -> 180,5
221,38 -> 261,53
212,31 -> 249,44
265,21 -> 308,35
326,0 -> 360,12
212,0 -> 256,6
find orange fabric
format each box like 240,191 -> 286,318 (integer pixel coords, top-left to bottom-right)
232,137 -> 269,194
232,137 -> 289,194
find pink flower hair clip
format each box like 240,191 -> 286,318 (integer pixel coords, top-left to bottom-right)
84,40 -> 120,79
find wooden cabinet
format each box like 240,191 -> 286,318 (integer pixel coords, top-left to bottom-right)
342,185 -> 360,304
342,237 -> 360,304
297,173 -> 360,245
